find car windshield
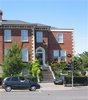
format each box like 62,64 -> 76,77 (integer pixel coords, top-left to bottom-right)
3,77 -> 11,81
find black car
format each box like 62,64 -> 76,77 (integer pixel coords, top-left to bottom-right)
2,76 -> 40,92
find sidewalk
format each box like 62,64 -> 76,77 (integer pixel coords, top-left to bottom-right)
39,83 -> 88,91
39,83 -> 72,91
0,83 -> 88,91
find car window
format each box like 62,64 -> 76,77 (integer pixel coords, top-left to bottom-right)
6,77 -> 11,81
3,77 -> 11,81
19,77 -> 25,81
11,77 -> 19,81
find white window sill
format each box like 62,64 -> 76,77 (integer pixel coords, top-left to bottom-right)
21,40 -> 28,42
4,40 -> 12,42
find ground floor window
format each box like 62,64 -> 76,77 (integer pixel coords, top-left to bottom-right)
22,48 -> 29,62
4,48 -> 9,56
53,50 -> 66,61
60,50 -> 66,61
53,50 -> 59,60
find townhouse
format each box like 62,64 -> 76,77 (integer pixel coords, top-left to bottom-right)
0,10 -> 74,66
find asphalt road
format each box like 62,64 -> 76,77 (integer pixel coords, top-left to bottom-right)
0,88 -> 88,100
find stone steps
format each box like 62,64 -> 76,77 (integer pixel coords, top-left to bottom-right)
41,67 -> 54,83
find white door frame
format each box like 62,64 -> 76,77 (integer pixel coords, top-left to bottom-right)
36,47 -> 45,66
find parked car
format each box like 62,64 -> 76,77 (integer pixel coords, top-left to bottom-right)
2,76 -> 40,92
53,78 -> 63,85
54,75 -> 65,85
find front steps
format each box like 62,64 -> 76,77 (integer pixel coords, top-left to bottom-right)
41,67 -> 54,83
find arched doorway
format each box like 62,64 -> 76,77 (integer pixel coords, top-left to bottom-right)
36,47 -> 45,66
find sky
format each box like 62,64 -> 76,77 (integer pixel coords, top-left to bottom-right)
0,0 -> 88,54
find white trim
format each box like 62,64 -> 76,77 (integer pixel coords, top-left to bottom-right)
72,31 -> 75,55
31,27 -> 35,60
51,29 -> 74,32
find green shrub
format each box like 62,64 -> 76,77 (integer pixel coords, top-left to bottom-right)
64,76 -> 88,86
31,59 -> 41,82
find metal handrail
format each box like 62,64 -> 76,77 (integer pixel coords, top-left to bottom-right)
48,65 -> 56,79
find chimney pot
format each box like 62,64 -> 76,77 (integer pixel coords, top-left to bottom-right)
0,9 -> 3,21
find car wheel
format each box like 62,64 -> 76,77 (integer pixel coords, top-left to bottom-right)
5,86 -> 12,92
30,86 -> 36,91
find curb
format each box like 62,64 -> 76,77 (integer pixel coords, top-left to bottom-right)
0,84 -> 88,91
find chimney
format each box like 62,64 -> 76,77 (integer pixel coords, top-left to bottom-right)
0,10 -> 3,21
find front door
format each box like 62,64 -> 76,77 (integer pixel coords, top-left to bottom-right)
38,53 -> 43,65
36,47 -> 45,66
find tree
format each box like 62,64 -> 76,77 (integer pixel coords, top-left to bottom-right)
51,61 -> 67,78
79,51 -> 88,71
70,52 -> 88,76
31,59 -> 41,82
2,43 -> 23,77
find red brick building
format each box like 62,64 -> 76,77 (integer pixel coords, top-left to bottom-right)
0,10 -> 74,66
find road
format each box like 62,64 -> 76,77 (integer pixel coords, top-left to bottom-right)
0,87 -> 88,100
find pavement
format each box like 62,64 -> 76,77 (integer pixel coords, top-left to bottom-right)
0,83 -> 88,91
39,83 -> 72,91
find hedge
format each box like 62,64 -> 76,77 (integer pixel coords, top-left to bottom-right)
64,76 -> 88,86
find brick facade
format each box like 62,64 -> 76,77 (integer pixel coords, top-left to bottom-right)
48,31 -> 74,62
0,11 -> 74,65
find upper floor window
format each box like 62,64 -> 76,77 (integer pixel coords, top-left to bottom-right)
57,32 -> 63,43
4,30 -> 11,42
21,30 -> 28,42
22,48 -> 28,62
36,31 -> 43,43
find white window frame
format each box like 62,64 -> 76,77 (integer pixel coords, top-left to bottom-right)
22,48 -> 28,62
53,50 -> 59,59
4,30 -> 11,42
57,32 -> 63,43
36,31 -> 43,43
21,30 -> 28,42
60,50 -> 66,61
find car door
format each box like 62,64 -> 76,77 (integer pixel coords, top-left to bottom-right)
10,77 -> 20,89
19,77 -> 30,89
